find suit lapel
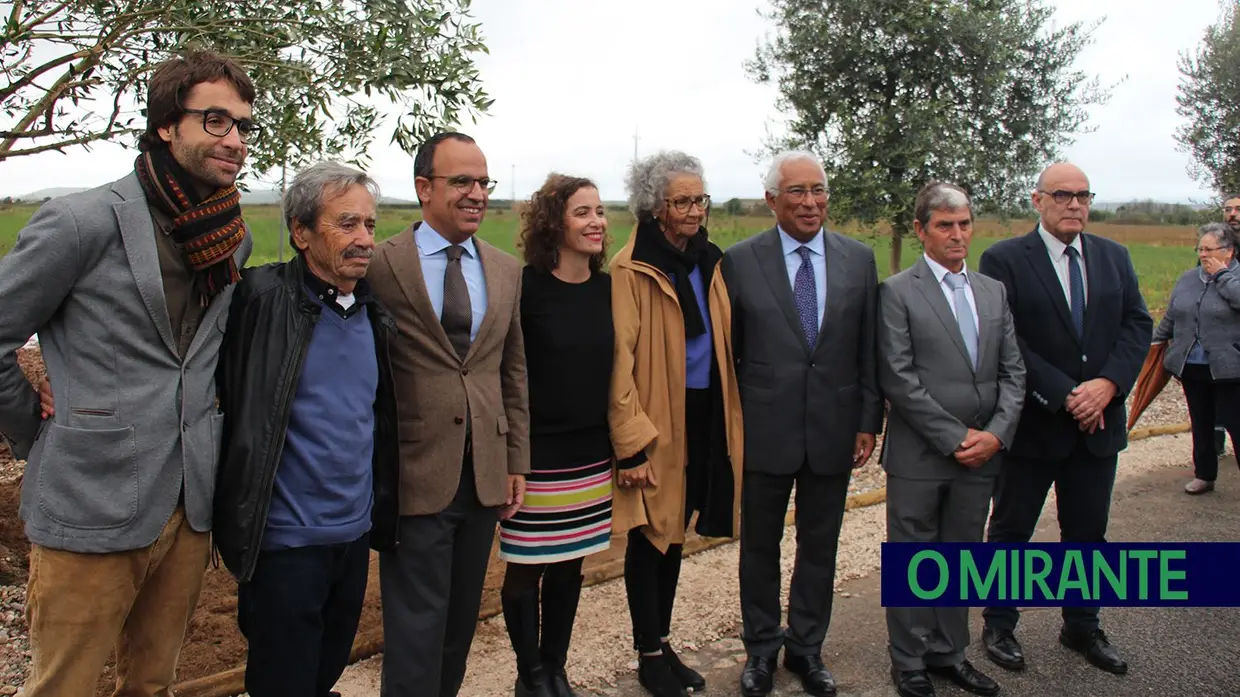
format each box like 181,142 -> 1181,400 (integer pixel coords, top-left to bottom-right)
1080,233 -> 1102,346
1022,229 -> 1079,346
912,258 -> 973,371
112,175 -> 177,358
814,231 -> 848,353
465,240 -> 504,365
390,223 -> 459,360
184,231 -> 253,362
971,275 -> 995,371
754,228 -> 810,353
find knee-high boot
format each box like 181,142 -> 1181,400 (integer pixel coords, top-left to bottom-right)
540,571 -> 583,697
503,588 -> 555,697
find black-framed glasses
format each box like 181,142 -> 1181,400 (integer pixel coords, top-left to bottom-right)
779,185 -> 829,202
429,175 -> 498,194
182,107 -> 260,144
1197,244 -> 1231,253
1039,189 -> 1094,206
665,194 -> 710,213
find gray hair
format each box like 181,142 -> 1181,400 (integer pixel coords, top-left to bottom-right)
1199,221 -> 1236,249
625,150 -> 706,220
763,150 -> 828,194
283,161 -> 381,245
914,181 -> 972,228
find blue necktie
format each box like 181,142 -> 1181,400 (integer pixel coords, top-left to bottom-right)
943,272 -> 978,369
793,246 -> 818,346
1066,246 -> 1085,338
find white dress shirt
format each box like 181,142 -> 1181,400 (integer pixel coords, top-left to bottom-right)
1037,224 -> 1088,307
923,254 -> 979,334
777,225 -> 826,330
415,221 -> 488,340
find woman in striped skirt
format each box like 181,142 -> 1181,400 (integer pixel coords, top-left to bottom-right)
500,173 -> 615,697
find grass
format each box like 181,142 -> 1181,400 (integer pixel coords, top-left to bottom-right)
0,203 -> 1199,317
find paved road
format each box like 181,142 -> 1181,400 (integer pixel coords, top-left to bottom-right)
590,461 -> 1240,697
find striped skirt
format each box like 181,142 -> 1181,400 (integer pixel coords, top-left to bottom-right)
498,457 -> 613,564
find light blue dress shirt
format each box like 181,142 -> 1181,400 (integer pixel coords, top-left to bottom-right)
415,221 -> 488,341
778,225 -> 827,330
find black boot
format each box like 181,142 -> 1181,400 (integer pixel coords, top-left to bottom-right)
503,589 -> 555,697
638,653 -> 689,697
541,571 -> 583,697
661,640 -> 706,692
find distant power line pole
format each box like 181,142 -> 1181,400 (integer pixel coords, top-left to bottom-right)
511,164 -> 516,208
633,127 -> 639,162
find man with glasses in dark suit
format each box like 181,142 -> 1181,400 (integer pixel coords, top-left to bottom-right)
978,162 -> 1152,677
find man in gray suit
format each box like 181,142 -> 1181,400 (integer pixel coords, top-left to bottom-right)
0,50 -> 254,696
722,150 -> 883,697
878,182 -> 1025,697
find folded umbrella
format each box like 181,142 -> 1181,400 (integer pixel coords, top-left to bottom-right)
1127,342 -> 1171,432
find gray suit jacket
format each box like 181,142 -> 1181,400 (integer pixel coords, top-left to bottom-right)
0,173 -> 251,553
721,227 -> 883,476
878,257 -> 1025,480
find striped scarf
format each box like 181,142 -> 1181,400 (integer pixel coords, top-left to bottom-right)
135,148 -> 247,305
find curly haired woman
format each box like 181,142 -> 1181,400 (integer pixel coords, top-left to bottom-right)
499,173 -> 614,697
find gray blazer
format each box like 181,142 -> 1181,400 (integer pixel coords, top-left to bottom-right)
721,227 -> 883,476
0,173 -> 251,553
1153,262 -> 1240,380
877,257 -> 1025,480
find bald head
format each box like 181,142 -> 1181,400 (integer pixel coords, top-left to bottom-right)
1033,162 -> 1092,243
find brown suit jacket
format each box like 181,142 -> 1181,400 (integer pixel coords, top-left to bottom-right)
367,221 -> 530,516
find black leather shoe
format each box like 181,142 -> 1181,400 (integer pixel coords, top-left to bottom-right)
740,655 -> 775,696
890,667 -> 935,697
983,626 -> 1026,671
1060,628 -> 1128,675
927,660 -> 1000,696
637,654 -> 689,697
661,641 -> 706,691
783,654 -> 837,696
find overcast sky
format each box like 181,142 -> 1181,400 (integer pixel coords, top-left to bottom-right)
0,0 -> 1225,204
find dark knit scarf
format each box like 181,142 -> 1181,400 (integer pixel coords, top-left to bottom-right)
631,216 -> 722,337
135,148 -> 247,305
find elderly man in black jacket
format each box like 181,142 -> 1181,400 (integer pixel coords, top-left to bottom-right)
214,161 -> 400,697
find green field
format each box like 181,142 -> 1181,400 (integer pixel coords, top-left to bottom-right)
0,203 -> 1200,317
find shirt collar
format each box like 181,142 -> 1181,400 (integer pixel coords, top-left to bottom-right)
777,224 -> 825,257
1037,223 -> 1083,259
415,220 -> 479,259
923,254 -> 969,285
302,263 -> 371,316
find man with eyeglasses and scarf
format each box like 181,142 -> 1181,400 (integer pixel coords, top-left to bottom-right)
978,162 -> 1152,678
0,50 -> 254,696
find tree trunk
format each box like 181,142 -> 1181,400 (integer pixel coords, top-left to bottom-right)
889,227 -> 904,276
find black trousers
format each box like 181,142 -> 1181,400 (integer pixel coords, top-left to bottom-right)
739,465 -> 851,658
983,439 -> 1116,633
622,389 -> 711,654
1180,363 -> 1240,481
237,533 -> 371,697
379,456 -> 498,697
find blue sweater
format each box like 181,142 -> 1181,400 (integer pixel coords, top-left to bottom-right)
263,297 -> 378,549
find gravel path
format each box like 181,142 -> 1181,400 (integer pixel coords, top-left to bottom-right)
0,382 -> 1198,693
329,388 -> 1200,697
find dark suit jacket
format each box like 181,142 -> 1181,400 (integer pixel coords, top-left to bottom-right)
721,227 -> 883,476
978,228 -> 1153,461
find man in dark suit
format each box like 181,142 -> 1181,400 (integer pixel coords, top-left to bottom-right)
879,182 -> 1025,697
978,162 -> 1153,676
722,150 -> 883,697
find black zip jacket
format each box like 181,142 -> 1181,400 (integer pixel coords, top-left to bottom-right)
213,255 -> 401,582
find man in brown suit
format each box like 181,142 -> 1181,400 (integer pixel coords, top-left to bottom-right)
366,131 -> 530,697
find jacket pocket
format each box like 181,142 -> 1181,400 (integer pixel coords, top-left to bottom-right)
398,419 -> 424,443
37,423 -> 138,529
497,415 -> 509,435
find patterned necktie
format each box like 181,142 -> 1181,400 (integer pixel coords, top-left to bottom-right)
943,272 -> 978,369
1065,246 -> 1085,338
442,245 -> 472,359
793,246 -> 818,346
